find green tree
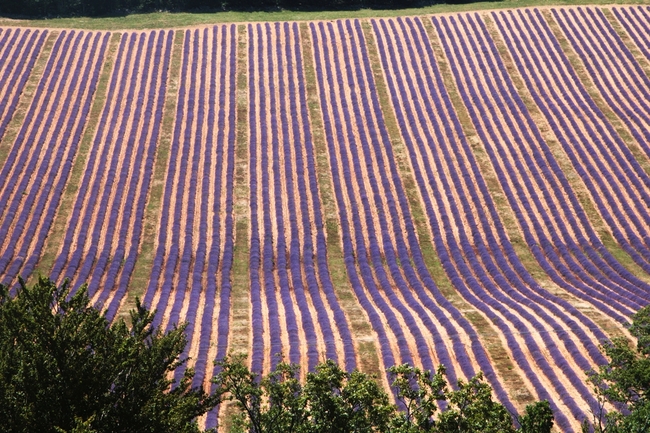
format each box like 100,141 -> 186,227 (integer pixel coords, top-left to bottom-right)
0,276 -> 219,433
214,356 -> 553,433
584,306 -> 650,433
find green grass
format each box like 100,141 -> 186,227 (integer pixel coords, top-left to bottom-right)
1,0 -> 648,30
219,25 -> 252,433
228,24 -> 252,360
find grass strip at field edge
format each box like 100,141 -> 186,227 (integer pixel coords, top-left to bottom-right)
30,32 -> 120,286
299,21 -> 383,378
0,31 -> 57,172
113,30 -> 183,320
2,1 -> 650,30
480,13 -> 634,339
362,18 -> 536,409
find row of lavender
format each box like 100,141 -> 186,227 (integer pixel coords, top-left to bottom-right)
49,30 -> 173,319
0,30 -> 109,288
1,7 -> 650,430
140,25 -> 237,429
370,14 -> 610,431
247,22 -> 356,375
426,8 -> 650,430
308,18 -> 517,413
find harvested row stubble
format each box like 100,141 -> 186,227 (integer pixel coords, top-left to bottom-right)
140,26 -> 237,430
48,30 -> 174,320
375,15 -> 610,432
492,9 -> 650,280
308,18 -> 511,407
0,30 -> 109,286
246,22 -> 356,377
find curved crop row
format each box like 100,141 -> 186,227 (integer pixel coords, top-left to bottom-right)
141,27 -> 237,429
49,30 -> 173,319
612,6 -> 650,65
247,22 -> 355,375
491,9 -> 650,277
308,19 -> 513,411
374,16 -> 610,431
552,7 -> 650,160
0,30 -> 109,286
0,28 -> 48,141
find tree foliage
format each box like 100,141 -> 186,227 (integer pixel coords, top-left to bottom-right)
213,355 -> 553,433
0,276 -> 219,433
584,306 -> 650,433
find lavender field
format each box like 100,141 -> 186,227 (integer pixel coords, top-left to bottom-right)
1,6 -> 650,430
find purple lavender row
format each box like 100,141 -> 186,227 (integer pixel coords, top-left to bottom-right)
64,33 -> 150,297
0,32 -> 109,284
0,30 -> 68,206
143,30 -> 191,313
313,19 -> 489,395
248,22 -> 265,374
259,22 -> 288,371
495,10 -> 650,273
0,29 -> 48,141
483,11 -> 650,310
376,16 -> 606,429
269,22 -> 320,368
451,13 -> 650,311
204,25 -> 237,415
351,17 -> 510,391
309,20 -> 402,375
165,28 -> 202,335
287,21 -> 356,370
147,30 -> 192,333
48,33 -> 128,284
0,31 -> 77,241
50,33 -> 137,286
553,8 -> 650,158
612,7 -> 650,63
343,18 -> 478,384
169,27 -> 213,385
105,30 -> 174,321
435,14 -> 598,429
443,12 -> 646,324
84,31 -> 165,305
502,10 -> 650,272
18,32 -> 110,283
